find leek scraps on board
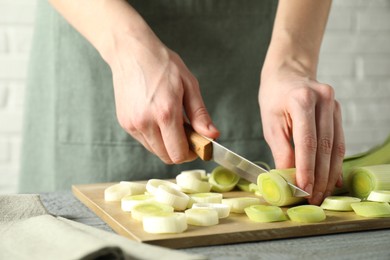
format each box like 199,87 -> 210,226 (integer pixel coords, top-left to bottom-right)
287,205 -> 326,223
209,166 -> 240,192
244,205 -> 287,223
351,202 -> 390,218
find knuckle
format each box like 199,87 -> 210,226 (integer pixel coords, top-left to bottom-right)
132,116 -> 149,132
302,134 -> 317,153
292,87 -> 316,110
318,84 -> 335,102
335,142 -> 346,158
319,136 -> 333,155
156,106 -> 174,126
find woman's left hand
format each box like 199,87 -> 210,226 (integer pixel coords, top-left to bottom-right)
259,66 -> 346,205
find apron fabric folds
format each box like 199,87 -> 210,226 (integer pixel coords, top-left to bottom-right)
19,0 -> 277,192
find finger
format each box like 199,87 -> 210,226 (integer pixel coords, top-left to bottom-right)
142,124 -> 174,164
290,91 -> 317,198
324,100 -> 346,198
182,74 -> 220,139
309,89 -> 334,205
129,130 -> 155,154
262,118 -> 295,169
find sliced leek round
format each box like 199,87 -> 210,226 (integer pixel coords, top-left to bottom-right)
367,190 -> 390,202
188,192 -> 223,208
104,182 -> 147,202
236,178 -> 252,192
257,169 -> 304,206
142,212 -> 187,234
351,202 -> 390,218
320,196 -> 361,211
287,205 -> 326,223
209,166 -> 240,192
185,208 -> 219,226
222,197 -> 261,213
145,179 -> 181,195
347,164 -> 390,199
244,205 -> 287,222
155,185 -> 190,211
176,170 -> 211,194
121,194 -> 154,212
131,202 -> 174,221
192,203 -> 231,218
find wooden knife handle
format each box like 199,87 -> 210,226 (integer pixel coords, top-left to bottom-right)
184,123 -> 213,161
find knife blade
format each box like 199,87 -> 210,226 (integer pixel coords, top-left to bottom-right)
184,124 -> 309,197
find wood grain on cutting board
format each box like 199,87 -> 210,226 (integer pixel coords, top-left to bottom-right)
72,182 -> 390,249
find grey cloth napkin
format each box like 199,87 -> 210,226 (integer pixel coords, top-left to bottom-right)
0,194 -> 206,260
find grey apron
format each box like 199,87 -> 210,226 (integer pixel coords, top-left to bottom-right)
19,0 -> 277,192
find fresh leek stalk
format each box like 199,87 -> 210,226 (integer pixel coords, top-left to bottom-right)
209,166 -> 240,192
367,190 -> 390,203
351,202 -> 390,218
221,197 -> 261,213
320,196 -> 361,211
185,208 -> 219,226
287,205 -> 326,223
142,212 -> 188,234
244,205 -> 287,223
347,164 -> 390,199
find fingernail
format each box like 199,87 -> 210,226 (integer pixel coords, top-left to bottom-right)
208,123 -> 219,133
336,175 -> 343,187
304,184 -> 313,197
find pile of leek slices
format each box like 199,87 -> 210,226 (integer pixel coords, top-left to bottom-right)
104,161 -> 390,234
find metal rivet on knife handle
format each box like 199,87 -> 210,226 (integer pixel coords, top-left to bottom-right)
184,123 -> 213,161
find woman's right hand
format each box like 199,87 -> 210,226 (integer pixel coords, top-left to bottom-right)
105,20 -> 219,164
48,0 -> 219,164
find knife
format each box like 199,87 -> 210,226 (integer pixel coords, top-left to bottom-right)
184,124 -> 309,197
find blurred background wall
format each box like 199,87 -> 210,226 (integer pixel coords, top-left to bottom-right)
1,0 -> 390,193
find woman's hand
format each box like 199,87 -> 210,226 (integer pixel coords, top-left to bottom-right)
259,65 -> 345,205
48,0 -> 219,164
107,26 -> 219,164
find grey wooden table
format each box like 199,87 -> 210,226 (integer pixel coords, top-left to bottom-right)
40,191 -> 390,260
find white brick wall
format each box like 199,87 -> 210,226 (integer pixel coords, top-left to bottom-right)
0,0 -> 35,194
1,0 -> 390,194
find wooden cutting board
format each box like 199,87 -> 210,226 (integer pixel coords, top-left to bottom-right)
72,182 -> 390,249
